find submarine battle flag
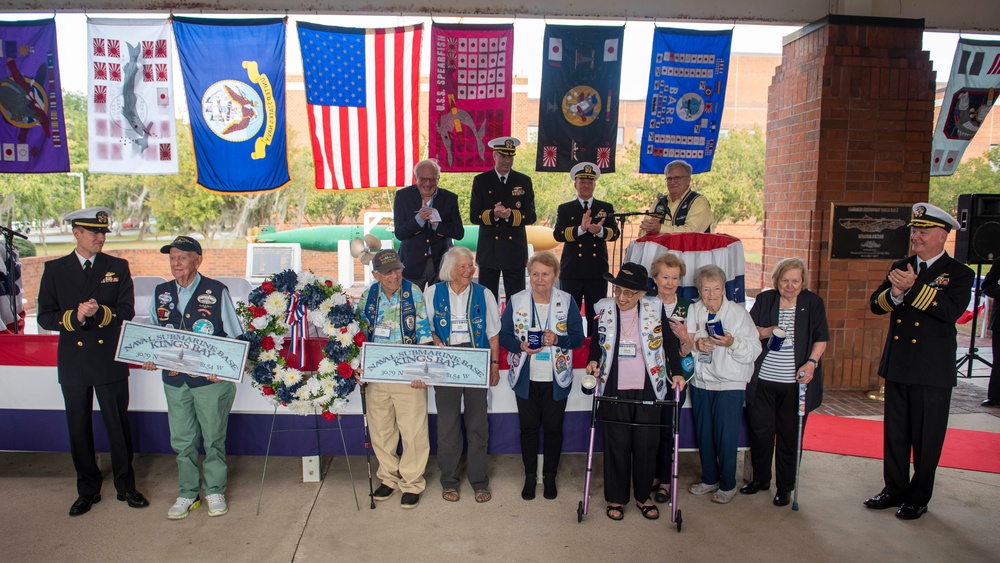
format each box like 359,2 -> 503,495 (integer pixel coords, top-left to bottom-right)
0,18 -> 69,173
87,18 -> 177,175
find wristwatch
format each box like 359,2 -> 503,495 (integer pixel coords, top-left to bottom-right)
807,359 -> 818,365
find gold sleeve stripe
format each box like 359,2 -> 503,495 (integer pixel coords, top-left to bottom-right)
511,210 -> 522,226
480,210 -> 492,225
912,286 -> 938,311
98,305 -> 113,328
62,310 -> 75,332
606,227 -> 619,242
564,227 -> 576,242
876,289 -> 893,312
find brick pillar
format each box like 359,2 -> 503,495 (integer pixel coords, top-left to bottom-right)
764,15 -> 935,389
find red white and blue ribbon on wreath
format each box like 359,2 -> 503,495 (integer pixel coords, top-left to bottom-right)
285,292 -> 308,368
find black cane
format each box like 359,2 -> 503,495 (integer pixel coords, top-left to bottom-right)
360,383 -> 376,509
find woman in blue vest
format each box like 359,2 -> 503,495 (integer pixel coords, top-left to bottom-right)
423,247 -> 501,503
649,252 -> 696,504
499,251 -> 584,501
586,263 -> 686,520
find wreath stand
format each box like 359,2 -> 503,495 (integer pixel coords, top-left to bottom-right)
255,407 -> 359,515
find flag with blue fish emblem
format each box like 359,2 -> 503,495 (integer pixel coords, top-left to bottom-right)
173,17 -> 289,193
0,18 -> 69,173
87,18 -> 177,174
639,28 -> 732,174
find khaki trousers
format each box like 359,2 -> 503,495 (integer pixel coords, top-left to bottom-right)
366,382 -> 429,494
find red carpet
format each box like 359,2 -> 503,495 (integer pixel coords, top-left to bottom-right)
803,413 -> 1000,474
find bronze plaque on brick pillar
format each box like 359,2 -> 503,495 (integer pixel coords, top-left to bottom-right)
828,204 -> 911,260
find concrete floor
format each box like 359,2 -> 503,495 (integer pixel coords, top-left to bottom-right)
2,442 -> 998,562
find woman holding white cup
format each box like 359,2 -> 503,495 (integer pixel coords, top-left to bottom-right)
743,257 -> 829,507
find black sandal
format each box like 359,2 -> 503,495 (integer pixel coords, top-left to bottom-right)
654,486 -> 670,504
606,504 -> 624,521
636,502 -> 659,520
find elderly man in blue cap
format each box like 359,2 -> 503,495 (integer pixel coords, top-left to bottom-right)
37,206 -> 148,516
141,235 -> 243,520
864,202 -> 973,520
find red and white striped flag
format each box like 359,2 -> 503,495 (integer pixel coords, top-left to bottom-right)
297,22 -> 422,190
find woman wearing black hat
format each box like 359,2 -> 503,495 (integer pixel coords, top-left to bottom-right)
585,262 -> 686,521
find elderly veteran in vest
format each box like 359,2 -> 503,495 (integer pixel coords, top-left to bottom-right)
586,263 -> 686,521
356,249 -> 434,509
423,247 -> 501,503
863,203 -> 973,520
744,257 -> 829,507
37,206 -> 147,517
638,160 -> 714,235
553,162 -> 620,337
649,252 -> 696,503
499,251 -> 585,501
683,264 -> 761,504
140,236 -> 243,520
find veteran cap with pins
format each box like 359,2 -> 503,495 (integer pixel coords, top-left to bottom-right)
908,202 -> 961,232
65,206 -> 112,233
372,249 -> 404,274
488,136 -> 520,156
160,235 -> 203,255
570,161 -> 600,181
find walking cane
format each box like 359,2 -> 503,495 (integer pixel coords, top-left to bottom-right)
792,381 -> 806,511
360,383 -> 376,509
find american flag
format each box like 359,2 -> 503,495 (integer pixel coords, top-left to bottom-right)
297,22 -> 422,190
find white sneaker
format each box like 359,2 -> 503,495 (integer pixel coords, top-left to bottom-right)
167,497 -> 200,520
206,494 -> 228,517
688,481 -> 721,495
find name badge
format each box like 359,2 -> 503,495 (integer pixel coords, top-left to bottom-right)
452,319 -> 469,334
374,325 -> 392,341
535,350 -> 551,362
619,342 -> 637,358
698,351 -> 713,364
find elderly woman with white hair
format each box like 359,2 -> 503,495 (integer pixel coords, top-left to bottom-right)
423,247 -> 501,503
683,265 -> 761,504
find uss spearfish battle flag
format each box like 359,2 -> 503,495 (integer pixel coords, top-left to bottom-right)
930,38 -> 1000,176
535,24 -> 624,173
639,28 -> 732,175
298,22 -> 422,190
0,18 -> 69,173
173,17 -> 289,193
429,23 -> 513,172
87,18 -> 177,174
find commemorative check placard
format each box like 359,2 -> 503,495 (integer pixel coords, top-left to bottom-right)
114,320 -> 250,383
361,342 -> 490,388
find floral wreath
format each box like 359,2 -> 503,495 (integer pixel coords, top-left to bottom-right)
238,270 -> 367,419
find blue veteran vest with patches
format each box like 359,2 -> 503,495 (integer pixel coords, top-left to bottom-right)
154,276 -> 228,388
363,280 -> 418,344
431,281 -> 488,348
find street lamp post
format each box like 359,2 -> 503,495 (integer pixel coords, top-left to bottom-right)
66,172 -> 85,208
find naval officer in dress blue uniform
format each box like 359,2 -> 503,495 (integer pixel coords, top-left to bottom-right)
36,207 -> 149,516
470,137 -> 536,302
553,162 -> 620,336
864,202 -> 974,520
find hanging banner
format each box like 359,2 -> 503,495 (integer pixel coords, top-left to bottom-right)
639,28 -> 732,175
931,38 -> 1000,176
173,17 -> 289,193
87,18 -> 177,175
0,18 -> 69,173
298,22 -> 422,190
535,24 -> 624,173
429,23 -> 513,172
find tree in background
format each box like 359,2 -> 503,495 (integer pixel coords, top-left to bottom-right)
930,145 -> 1000,216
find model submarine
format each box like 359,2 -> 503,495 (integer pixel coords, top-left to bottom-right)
251,224 -> 558,253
